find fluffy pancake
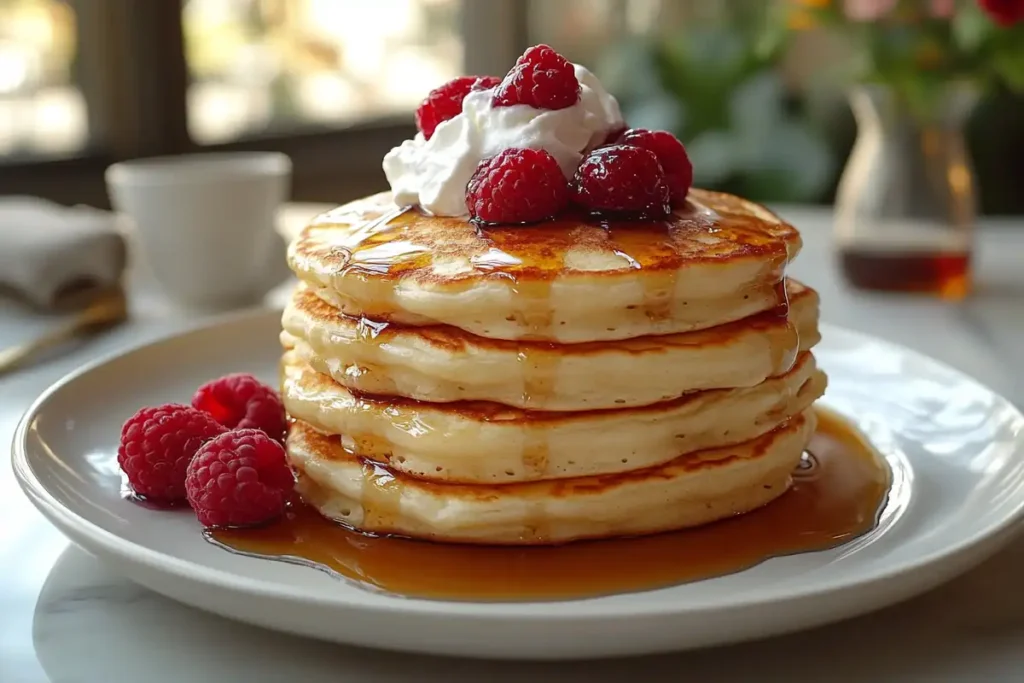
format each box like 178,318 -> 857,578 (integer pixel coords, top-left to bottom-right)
281,280 -> 820,411
287,188 -> 802,343
280,348 -> 826,484
287,410 -> 816,545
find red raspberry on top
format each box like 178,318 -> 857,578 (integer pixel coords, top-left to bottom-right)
192,373 -> 287,444
466,147 -> 570,225
571,145 -> 671,219
185,429 -> 295,528
118,403 -> 227,502
416,75 -> 501,140
492,44 -> 580,110
617,128 -> 693,207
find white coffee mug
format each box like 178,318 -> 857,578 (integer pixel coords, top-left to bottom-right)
106,151 -> 294,310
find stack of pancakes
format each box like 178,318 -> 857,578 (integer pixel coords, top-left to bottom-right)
280,188 -> 826,545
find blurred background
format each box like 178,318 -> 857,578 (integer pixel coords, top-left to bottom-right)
2,0 -> 1022,214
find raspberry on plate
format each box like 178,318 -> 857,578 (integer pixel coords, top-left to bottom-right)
185,429 -> 295,528
466,147 -> 570,225
492,44 -> 580,110
571,145 -> 671,219
192,373 -> 287,443
117,403 -> 227,502
617,128 -> 693,206
416,75 -> 500,140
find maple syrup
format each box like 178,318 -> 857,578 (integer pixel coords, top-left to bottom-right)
208,409 -> 892,602
839,248 -> 970,300
296,189 -> 796,341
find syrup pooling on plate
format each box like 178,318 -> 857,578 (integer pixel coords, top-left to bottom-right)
209,409 -> 892,601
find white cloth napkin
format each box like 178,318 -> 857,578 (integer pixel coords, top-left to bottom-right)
0,196 -> 127,309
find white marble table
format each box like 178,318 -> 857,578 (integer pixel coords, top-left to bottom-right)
2,205 -> 1023,683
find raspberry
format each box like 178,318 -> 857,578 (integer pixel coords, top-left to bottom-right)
118,404 -> 227,502
617,128 -> 693,206
466,148 -> 570,225
416,75 -> 500,140
185,429 -> 294,528
492,44 -> 580,110
571,145 -> 671,219
192,373 -> 287,443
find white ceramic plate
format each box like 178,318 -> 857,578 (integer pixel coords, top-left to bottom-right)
12,310 -> 1024,660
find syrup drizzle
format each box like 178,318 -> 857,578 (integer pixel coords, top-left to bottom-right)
768,278 -> 798,376
298,191 -> 799,341
521,431 -> 550,478
360,460 -> 402,529
605,221 -> 680,324
281,195 -> 805,548
518,346 -> 559,409
292,282 -> 811,412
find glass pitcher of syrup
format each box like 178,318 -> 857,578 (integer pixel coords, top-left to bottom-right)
834,84 -> 978,300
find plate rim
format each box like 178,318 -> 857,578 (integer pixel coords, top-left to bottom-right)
11,308 -> 1024,620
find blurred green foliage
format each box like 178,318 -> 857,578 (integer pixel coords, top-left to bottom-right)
577,0 -> 1024,212
782,0 -> 1024,120
597,4 -> 834,204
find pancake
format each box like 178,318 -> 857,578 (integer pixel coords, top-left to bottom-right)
280,348 -> 826,484
287,188 -> 802,343
281,279 -> 820,411
287,410 -> 816,545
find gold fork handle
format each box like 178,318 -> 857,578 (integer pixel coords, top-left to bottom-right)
0,292 -> 128,376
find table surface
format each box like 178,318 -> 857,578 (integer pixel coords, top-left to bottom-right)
2,204 -> 1024,683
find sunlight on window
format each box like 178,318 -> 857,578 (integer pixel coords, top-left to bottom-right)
183,0 -> 463,144
527,0 -> 666,66
0,0 -> 87,159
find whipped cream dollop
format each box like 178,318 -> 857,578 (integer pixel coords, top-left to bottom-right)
383,65 -> 624,217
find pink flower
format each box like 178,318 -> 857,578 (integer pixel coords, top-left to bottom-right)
843,0 -> 899,20
928,0 -> 957,17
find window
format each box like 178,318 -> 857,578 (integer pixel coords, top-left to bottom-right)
183,0 -> 463,144
21,0 -> 1021,212
0,0 -> 836,208
527,0 -> 663,65
0,0 -> 532,206
0,0 -> 86,158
